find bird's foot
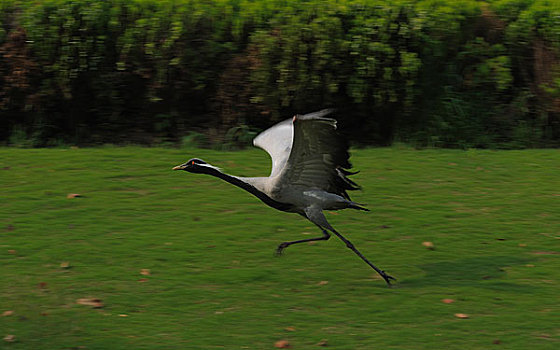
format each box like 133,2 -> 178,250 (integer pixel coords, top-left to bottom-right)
275,242 -> 289,256
379,270 -> 396,286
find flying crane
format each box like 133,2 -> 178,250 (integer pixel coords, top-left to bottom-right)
173,109 -> 395,285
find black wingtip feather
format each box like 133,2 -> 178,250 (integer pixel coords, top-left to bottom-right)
336,168 -> 361,190
339,168 -> 360,176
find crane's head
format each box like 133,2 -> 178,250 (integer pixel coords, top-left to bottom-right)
172,158 -> 220,174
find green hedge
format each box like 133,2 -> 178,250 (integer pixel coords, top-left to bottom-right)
1,0 -> 558,148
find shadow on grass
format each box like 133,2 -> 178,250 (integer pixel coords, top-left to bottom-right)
400,255 -> 533,291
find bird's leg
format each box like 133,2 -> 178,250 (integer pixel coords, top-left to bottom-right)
275,227 -> 330,256
330,228 -> 396,286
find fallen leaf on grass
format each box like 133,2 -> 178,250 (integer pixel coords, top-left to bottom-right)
7,250 -> 16,255
274,340 -> 291,348
118,314 -> 128,317
76,298 -> 104,308
138,278 -> 148,283
454,313 -> 469,319
3,335 -> 16,343
422,241 -> 435,250
38,282 -> 48,289
284,327 -> 296,332
493,339 -> 501,344
140,269 -> 151,276
531,251 -> 558,255
66,193 -> 82,199
316,339 -> 329,346
317,281 -> 329,286
60,262 -> 71,269
2,311 -> 13,317
442,299 -> 455,304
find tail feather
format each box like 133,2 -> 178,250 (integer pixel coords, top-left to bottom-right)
349,202 -> 369,211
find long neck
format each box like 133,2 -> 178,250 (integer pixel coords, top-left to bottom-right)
203,168 -> 292,211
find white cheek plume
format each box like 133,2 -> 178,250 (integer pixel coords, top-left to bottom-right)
200,163 -> 222,172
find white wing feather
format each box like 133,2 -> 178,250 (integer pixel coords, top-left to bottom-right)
253,118 -> 293,177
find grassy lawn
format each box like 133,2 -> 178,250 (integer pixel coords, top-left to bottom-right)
1,147 -> 558,349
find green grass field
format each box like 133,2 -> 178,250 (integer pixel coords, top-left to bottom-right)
1,147 -> 558,349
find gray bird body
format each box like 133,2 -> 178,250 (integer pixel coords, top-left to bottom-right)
236,177 -> 357,213
173,109 -> 395,285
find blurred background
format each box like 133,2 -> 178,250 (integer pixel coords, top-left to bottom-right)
1,0 -> 558,149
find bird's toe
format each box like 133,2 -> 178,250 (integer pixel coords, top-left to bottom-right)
275,242 -> 289,256
380,271 -> 396,285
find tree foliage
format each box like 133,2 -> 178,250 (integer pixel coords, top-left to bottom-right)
1,0 -> 558,147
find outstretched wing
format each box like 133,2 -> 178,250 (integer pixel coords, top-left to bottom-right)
277,109 -> 360,199
253,118 -> 293,177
